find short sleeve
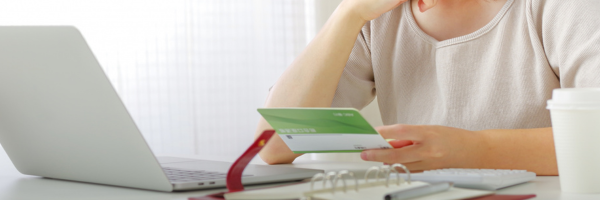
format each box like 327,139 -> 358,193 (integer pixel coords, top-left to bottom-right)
533,0 -> 600,87
330,22 -> 376,109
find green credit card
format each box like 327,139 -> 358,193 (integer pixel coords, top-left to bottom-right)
257,108 -> 392,153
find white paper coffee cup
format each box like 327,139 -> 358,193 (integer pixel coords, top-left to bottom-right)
547,88 -> 600,193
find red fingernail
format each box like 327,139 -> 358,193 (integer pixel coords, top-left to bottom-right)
418,0 -> 426,13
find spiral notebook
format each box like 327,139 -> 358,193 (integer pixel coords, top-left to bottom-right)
223,164 -> 493,200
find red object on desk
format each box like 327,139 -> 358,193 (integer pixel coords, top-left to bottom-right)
226,129 -> 275,192
465,194 -> 537,200
188,130 -> 276,200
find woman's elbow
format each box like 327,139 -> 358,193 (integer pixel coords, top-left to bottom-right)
259,151 -> 296,165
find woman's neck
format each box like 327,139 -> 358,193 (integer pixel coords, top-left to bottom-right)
411,0 -> 508,41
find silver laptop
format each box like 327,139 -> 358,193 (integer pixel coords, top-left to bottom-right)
0,26 -> 320,192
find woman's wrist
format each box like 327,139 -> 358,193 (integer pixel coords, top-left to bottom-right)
472,129 -> 493,168
473,128 -> 557,174
330,1 -> 369,29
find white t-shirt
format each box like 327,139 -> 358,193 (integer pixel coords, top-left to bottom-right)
331,0 -> 600,130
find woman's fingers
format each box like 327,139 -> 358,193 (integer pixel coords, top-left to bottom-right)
418,0 -> 439,12
361,145 -> 422,163
388,140 -> 414,148
344,0 -> 409,21
376,124 -> 424,141
370,125 -> 484,171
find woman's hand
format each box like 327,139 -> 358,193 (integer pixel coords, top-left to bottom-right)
341,0 -> 439,21
360,124 -> 489,171
340,0 -> 408,21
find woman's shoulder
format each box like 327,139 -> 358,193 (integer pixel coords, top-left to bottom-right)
526,0 -> 600,39
528,0 -> 600,20
363,2 -> 415,41
367,2 -> 409,32
374,2 -> 406,23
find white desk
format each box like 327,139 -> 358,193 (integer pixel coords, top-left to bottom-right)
1,152 -> 599,200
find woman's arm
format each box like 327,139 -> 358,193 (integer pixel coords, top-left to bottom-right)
478,127 -> 557,175
255,0 -> 409,165
361,125 -> 557,175
255,4 -> 367,165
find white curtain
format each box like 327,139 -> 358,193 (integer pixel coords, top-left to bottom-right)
0,0 -> 307,159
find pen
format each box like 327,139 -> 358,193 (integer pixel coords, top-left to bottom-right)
384,182 -> 452,200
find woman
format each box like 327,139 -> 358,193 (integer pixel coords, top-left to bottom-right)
255,0 -> 600,175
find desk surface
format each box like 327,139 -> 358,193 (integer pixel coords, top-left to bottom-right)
1,153 -> 599,200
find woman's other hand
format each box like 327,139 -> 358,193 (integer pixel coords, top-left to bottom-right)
417,0 -> 439,12
361,124 -> 488,171
342,0 -> 439,21
341,0 -> 408,21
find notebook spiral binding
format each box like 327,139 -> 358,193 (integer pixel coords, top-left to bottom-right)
303,164 -> 411,199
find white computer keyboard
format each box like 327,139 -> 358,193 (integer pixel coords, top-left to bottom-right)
399,168 -> 536,190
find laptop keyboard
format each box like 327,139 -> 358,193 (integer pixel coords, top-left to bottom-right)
163,167 -> 252,183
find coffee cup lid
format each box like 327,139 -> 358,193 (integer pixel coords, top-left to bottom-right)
547,88 -> 600,110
